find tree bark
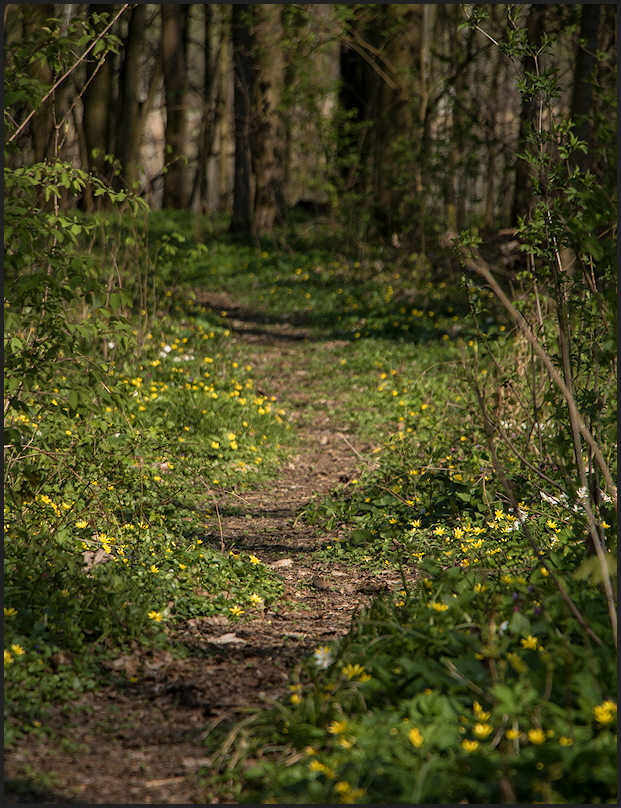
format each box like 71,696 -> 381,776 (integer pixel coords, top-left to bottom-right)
161,4 -> 189,209
511,3 -> 547,226
114,3 -> 147,191
251,4 -> 285,234
569,4 -> 601,173
192,4 -> 226,213
22,4 -> 56,162
83,4 -> 115,182
230,4 -> 255,236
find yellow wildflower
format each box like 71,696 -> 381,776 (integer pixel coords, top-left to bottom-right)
527,728 -> 546,745
341,663 -> 367,680
473,701 -> 491,721
461,739 -> 479,752
408,727 -> 424,747
593,700 -> 617,725
147,610 -> 163,622
505,728 -> 520,740
520,635 -> 540,651
473,723 -> 493,739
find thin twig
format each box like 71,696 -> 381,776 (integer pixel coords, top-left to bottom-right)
338,433 -> 380,470
455,238 -> 616,505
9,5 -> 130,144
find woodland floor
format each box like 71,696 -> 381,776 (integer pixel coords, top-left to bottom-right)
4,292 -> 412,805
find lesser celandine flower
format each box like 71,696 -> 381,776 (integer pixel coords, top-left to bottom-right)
473,723 -> 493,739
461,739 -> 479,752
328,720 -> 347,735
408,727 -> 424,747
593,700 -> 616,724
148,610 -> 163,622
527,728 -> 546,745
229,605 -> 245,617
10,644 -> 25,656
309,759 -> 334,777
520,635 -> 540,651
341,663 -> 370,681
473,701 -> 491,721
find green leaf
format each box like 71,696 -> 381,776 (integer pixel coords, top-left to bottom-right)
508,611 -> 531,637
490,683 -> 517,713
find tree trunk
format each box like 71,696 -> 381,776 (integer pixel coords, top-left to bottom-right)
511,4 -> 547,226
192,4 -> 226,213
251,4 -> 285,235
22,4 -> 56,162
114,3 -> 147,191
83,4 -> 115,182
569,4 -> 601,173
161,4 -> 189,209
230,4 -> 255,236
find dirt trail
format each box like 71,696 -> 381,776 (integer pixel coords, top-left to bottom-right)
5,295 -> 403,805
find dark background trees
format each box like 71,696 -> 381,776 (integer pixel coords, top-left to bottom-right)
4,3 -> 617,244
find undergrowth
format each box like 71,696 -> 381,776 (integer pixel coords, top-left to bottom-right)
4,206 -> 616,801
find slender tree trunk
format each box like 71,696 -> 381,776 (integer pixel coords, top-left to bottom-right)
83,4 -> 115,183
230,4 -> 254,235
484,44 -> 501,229
22,4 -> 56,162
115,3 -> 147,190
161,4 -> 189,209
251,4 -> 285,234
511,4 -> 547,226
569,4 -> 601,173
192,4 -> 225,213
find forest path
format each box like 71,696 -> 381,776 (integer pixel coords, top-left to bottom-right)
5,291 -> 405,805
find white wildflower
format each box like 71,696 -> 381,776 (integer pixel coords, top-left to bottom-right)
313,646 -> 334,670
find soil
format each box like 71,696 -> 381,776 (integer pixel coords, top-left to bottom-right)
4,293 -> 409,805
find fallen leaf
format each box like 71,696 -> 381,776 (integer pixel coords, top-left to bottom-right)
102,654 -> 140,677
82,548 -> 114,571
271,558 -> 293,568
204,633 -> 245,645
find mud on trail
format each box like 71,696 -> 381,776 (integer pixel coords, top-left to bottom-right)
5,294 -> 408,805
